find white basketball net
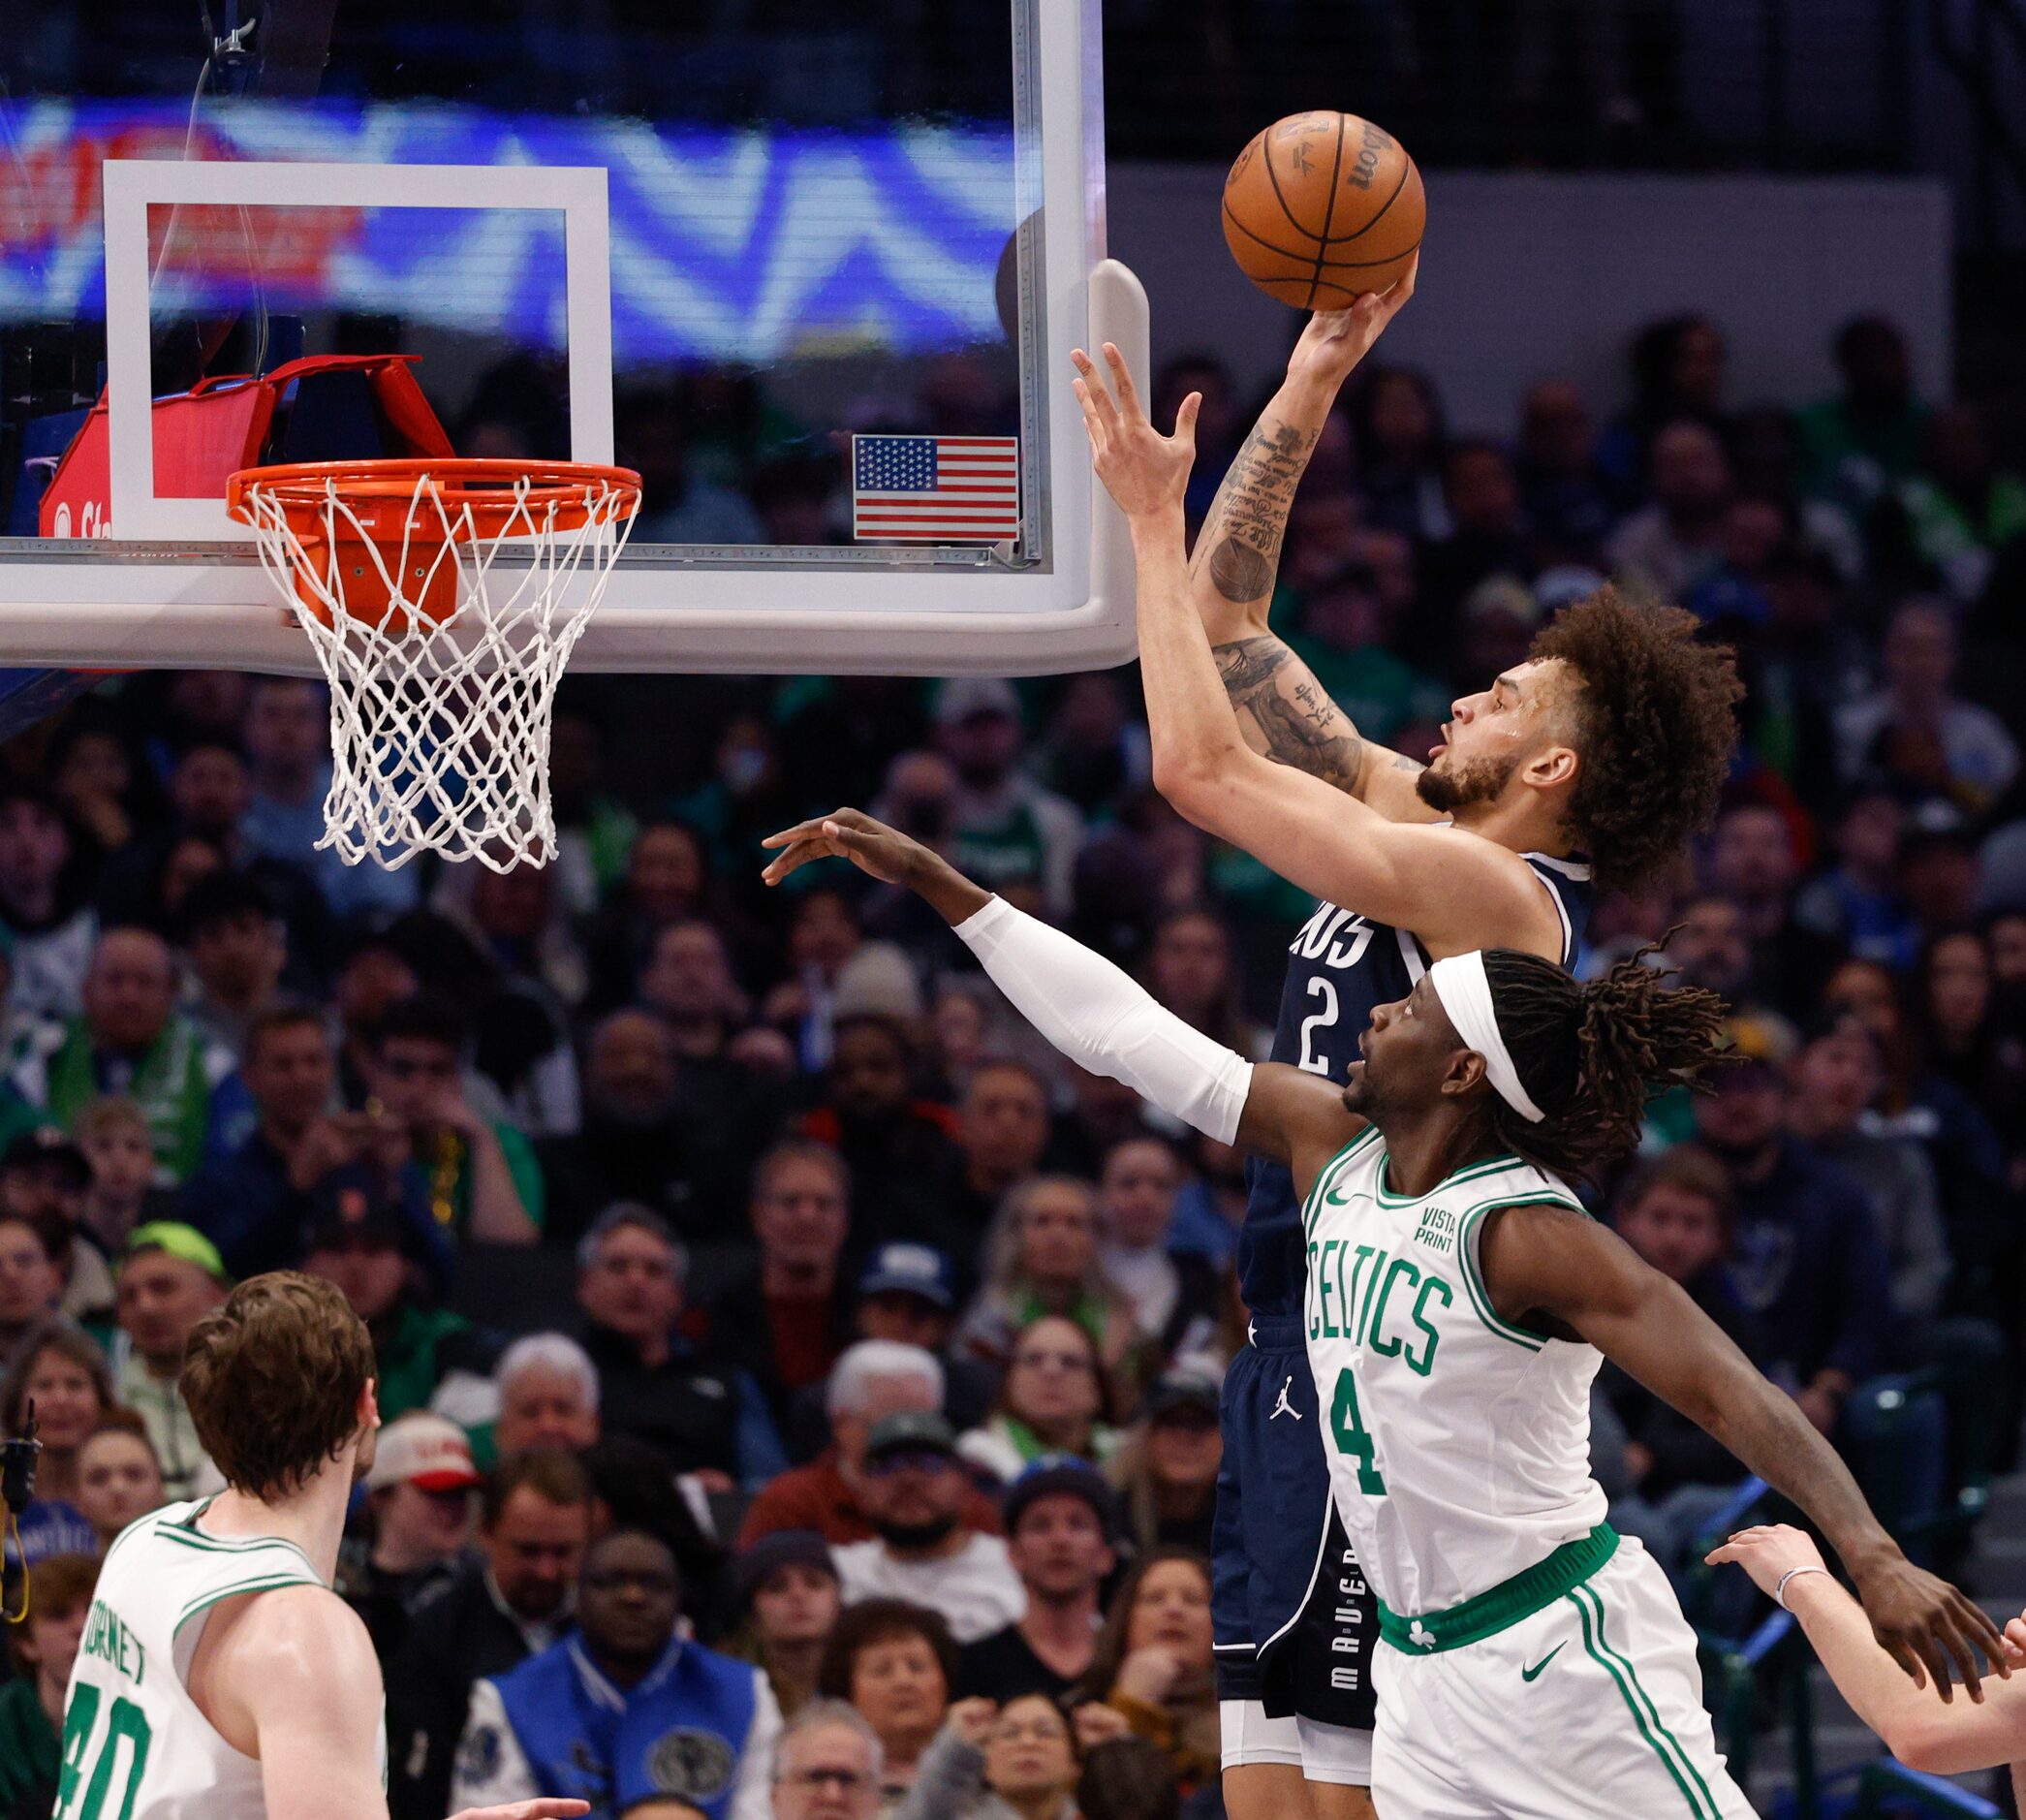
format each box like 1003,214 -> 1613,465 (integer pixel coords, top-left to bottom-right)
237,469 -> 639,873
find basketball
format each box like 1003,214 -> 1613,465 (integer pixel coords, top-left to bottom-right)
1222,110 -> 1424,308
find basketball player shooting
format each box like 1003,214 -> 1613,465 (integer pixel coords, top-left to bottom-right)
1067,284 -> 1742,1820
757,810 -> 2010,1820
55,1272 -> 588,1820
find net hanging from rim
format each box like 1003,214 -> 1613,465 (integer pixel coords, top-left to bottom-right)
229,459 -> 641,873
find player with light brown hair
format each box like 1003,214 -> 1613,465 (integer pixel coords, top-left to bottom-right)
55,1270 -> 586,1820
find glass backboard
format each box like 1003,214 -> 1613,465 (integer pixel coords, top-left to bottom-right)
0,0 -> 1141,675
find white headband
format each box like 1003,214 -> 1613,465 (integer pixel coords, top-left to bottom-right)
1426,952 -> 1545,1124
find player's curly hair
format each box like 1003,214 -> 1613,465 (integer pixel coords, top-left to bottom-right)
1528,587 -> 1742,891
1483,945 -> 1732,1184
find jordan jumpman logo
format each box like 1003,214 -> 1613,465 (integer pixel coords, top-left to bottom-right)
1270,1376 -> 1301,1420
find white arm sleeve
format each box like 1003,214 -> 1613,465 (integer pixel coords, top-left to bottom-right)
954,895 -> 1254,1145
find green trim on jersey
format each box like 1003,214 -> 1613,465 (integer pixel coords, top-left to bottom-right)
162,1502 -> 320,1573
1568,1581 -> 1722,1817
172,1572 -> 323,1636
1376,1522 -> 1618,1652
1454,1190 -> 1590,1351
1374,1150 -> 1524,1208
1299,1126 -> 1384,1236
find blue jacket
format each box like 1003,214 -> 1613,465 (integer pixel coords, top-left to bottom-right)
452,1632 -> 779,1820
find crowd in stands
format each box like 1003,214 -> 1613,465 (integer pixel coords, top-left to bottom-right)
2,305 -> 2025,1820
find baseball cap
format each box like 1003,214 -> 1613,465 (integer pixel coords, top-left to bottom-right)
123,1221 -> 228,1282
300,1182 -> 412,1259
1004,1457 -> 1119,1537
857,1242 -> 957,1312
0,1126 -> 91,1186
366,1412 -> 482,1492
932,675 -> 1021,727
732,1529 -> 840,1607
864,1410 -> 959,1462
1143,1367 -> 1221,1424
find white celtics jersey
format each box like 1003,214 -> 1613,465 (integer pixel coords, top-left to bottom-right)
56,1498 -> 385,1819
1303,1128 -> 1608,1619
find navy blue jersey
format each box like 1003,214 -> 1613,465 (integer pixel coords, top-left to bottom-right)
1236,851 -> 1593,1318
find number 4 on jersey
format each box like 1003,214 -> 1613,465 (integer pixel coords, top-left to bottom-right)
1330,1367 -> 1387,1495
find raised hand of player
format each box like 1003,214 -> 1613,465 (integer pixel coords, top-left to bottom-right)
1285,251 -> 1419,391
451,1802 -> 591,1820
762,807 -> 928,888
1703,1522 -> 1826,1599
1850,1551 -> 2010,1703
1070,342 -> 1197,522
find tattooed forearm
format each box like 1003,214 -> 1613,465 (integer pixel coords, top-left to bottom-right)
1196,419 -> 1322,605
1213,634 -> 1366,795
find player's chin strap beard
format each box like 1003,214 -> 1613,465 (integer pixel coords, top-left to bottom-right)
1426,953 -> 1545,1124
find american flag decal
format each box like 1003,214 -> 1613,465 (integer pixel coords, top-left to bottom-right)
852,435 -> 1021,543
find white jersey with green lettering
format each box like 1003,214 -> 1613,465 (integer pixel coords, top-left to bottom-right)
55,1497 -> 386,1820
1302,1127 -> 1608,1621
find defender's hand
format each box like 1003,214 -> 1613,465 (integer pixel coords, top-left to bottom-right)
1071,342 -> 1197,523
1851,1551 -> 2010,1703
1285,254 -> 1419,391
762,808 -> 930,889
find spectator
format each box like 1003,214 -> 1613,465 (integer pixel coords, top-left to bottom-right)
1598,1149 -> 1763,1569
897,1692 -> 1082,1820
1604,419 -> 1731,602
739,1339 -> 999,1548
1142,908 -> 1262,1059
1033,673 -> 1154,823
958,1459 -> 1118,1703
179,1003 -> 420,1280
575,1203 -> 786,1488
1916,926 -> 2026,1141
0,1552 -> 97,1817
1598,314 -> 1730,490
453,1526 -> 780,1820
484,1331 -> 603,1459
796,1014 -> 966,1256
1096,1137 -> 1219,1364
0,1125 -> 110,1322
175,868 -> 288,1059
537,1008 -> 705,1247
339,1410 -> 482,1659
301,1198 -> 479,1419
767,1699 -> 886,1820
1798,315 -> 1927,507
74,1415 -> 165,1551
239,675 -> 417,917
709,1142 -> 854,1431
0,782 -> 97,1021
957,1315 -> 1119,1486
1107,1369 -> 1222,1560
0,1315 -> 110,1566
1835,598 -> 2019,814
831,1411 -> 1024,1645
0,1210 -> 62,1356
1351,366 -> 1449,542
1792,788 -> 1919,971
1692,1048 -> 1893,1433
584,822 -> 714,1012
364,991 -> 543,1243
109,1222 -> 228,1498
1885,402 -> 2026,603
387,1447 -> 593,1820
1515,378 -> 1617,562
935,678 -> 1084,921
1073,1550 -> 1218,1797
727,1530 -> 845,1720
13,926 -> 233,1185
955,1177 -> 1137,1380
949,1063 -> 1055,1249
1075,1736 -> 1182,1820
1418,438 -> 1533,622
73,1094 -> 170,1259
1705,800 -> 1843,1020
817,1598 -> 959,1810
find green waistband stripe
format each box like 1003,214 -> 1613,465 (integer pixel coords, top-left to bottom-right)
1376,1523 -> 1619,1652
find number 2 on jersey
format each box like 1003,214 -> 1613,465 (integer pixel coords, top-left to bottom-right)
1297,975 -> 1339,1074
57,1684 -> 151,1820
1330,1367 -> 1387,1495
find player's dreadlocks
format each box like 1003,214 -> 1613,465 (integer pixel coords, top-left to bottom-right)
1481,946 -> 1730,1184
1528,588 -> 1743,892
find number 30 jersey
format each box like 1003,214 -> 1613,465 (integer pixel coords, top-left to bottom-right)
1303,1132 -> 1608,1619
57,1498 -> 386,1819
1238,847 -> 1592,1320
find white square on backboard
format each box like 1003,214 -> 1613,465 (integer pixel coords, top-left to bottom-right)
101,159 -> 613,542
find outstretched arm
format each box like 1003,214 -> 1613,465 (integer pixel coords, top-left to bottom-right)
1707,1526 -> 2026,1776
760,808 -> 1355,1180
1478,1204 -> 2009,1699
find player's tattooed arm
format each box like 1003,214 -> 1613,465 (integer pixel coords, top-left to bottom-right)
1193,417 -> 1321,617
1212,633 -> 1428,809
